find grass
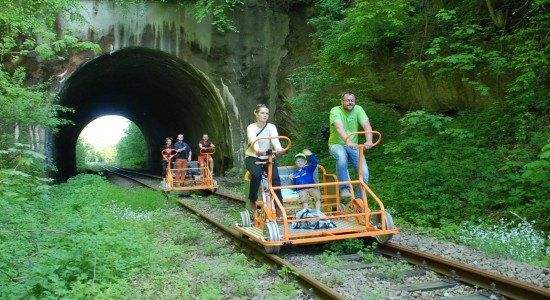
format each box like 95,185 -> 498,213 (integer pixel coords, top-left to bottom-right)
391,213 -> 549,267
2,174 -> 305,299
458,218 -> 549,265
357,242 -> 382,263
319,251 -> 346,268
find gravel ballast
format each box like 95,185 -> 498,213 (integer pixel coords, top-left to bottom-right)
215,177 -> 549,292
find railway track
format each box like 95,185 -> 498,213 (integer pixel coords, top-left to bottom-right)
102,166 -> 550,300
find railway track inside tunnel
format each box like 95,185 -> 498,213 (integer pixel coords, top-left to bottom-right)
102,166 -> 550,300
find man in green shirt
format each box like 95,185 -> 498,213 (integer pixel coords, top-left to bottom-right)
328,92 -> 374,200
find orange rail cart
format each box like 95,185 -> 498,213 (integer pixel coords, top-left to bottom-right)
161,147 -> 218,193
234,132 -> 398,254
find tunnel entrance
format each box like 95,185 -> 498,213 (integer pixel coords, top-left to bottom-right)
54,47 -> 231,181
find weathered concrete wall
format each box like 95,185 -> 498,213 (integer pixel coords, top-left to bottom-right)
364,54 -> 497,111
51,0 -> 308,177
49,0 -> 494,179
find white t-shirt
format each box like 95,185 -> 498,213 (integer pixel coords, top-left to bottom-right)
245,123 -> 283,159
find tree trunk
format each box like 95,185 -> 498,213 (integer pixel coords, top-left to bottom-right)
485,0 -> 504,29
14,123 -> 19,142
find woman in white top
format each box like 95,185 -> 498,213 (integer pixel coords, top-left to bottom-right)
245,104 -> 285,213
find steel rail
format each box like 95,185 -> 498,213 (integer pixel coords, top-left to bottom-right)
103,170 -> 549,300
102,169 -> 346,299
103,165 -> 163,179
101,166 -> 154,188
176,198 -> 346,300
214,191 -> 550,300
378,243 -> 550,300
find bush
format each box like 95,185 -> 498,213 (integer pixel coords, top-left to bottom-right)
0,174 -> 170,298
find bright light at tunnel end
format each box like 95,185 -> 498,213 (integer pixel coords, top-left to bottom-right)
80,115 -> 130,149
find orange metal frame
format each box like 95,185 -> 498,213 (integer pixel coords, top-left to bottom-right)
161,147 -> 218,192
235,132 -> 399,247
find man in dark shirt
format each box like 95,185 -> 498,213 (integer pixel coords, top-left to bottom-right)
174,134 -> 192,186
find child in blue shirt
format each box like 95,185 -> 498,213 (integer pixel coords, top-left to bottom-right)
288,149 -> 322,210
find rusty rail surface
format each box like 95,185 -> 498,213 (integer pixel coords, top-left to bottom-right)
104,168 -> 549,300
215,190 -> 550,300
177,198 -> 346,300
104,168 -> 346,299
378,243 -> 550,300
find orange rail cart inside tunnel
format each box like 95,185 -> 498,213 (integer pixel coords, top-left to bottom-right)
161,147 -> 218,193
234,132 -> 398,254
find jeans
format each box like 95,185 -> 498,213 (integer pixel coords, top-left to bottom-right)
329,144 -> 369,197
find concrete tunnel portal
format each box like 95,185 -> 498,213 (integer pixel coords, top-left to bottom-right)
55,47 -> 231,181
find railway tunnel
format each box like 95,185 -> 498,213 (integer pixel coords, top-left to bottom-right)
54,47 -> 231,181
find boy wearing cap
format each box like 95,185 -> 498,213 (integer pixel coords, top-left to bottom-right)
288,149 -> 322,210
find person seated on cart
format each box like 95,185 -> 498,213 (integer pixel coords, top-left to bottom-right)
288,149 -> 322,211
198,134 -> 215,176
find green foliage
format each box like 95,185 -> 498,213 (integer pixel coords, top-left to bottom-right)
0,68 -> 74,145
374,110 -> 549,230
2,171 -> 293,298
405,8 -> 503,96
378,260 -> 413,281
0,0 -> 98,146
458,218 -> 548,262
500,1 -> 550,112
288,0 -> 550,234
115,122 -> 147,168
293,0 -> 416,94
0,174 -> 160,298
0,0 -> 98,61
137,0 -> 244,32
324,238 -> 365,254
318,251 -> 345,268
75,138 -> 87,172
285,0 -> 416,167
190,0 -> 243,33
75,138 -> 105,171
312,0 -> 415,73
266,281 -> 301,299
0,144 -> 53,201
522,141 -> 550,183
277,265 -> 299,283
405,1 -> 550,110
357,242 -> 381,263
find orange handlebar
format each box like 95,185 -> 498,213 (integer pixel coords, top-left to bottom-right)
250,136 -> 291,155
161,149 -> 177,161
199,147 -> 216,155
344,131 -> 382,148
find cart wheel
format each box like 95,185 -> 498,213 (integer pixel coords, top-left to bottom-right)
370,211 -> 395,244
240,210 -> 252,228
210,179 -> 218,193
263,222 -> 281,254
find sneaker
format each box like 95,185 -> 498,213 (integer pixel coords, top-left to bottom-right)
340,188 -> 352,200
